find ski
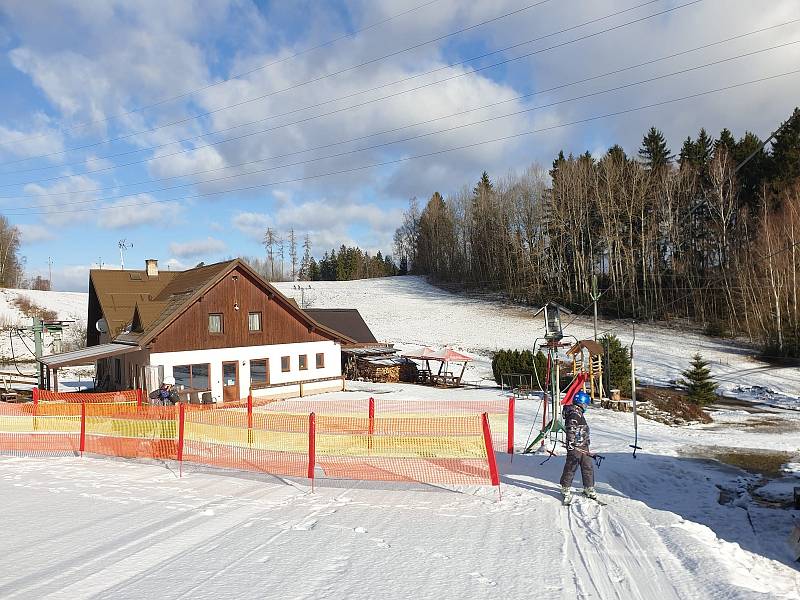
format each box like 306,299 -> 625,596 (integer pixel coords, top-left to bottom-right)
582,495 -> 607,506
562,496 -> 573,506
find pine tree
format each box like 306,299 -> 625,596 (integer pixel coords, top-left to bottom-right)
638,126 -> 672,170
714,128 -> 736,158
600,334 -> 632,397
770,107 -> 800,184
679,353 -> 718,405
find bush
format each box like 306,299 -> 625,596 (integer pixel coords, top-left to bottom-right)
492,349 -> 547,388
599,333 -> 632,397
704,319 -> 730,338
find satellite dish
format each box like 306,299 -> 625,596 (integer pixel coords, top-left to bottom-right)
95,318 -> 109,333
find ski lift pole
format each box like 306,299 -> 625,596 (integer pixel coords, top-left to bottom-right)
629,322 -> 642,458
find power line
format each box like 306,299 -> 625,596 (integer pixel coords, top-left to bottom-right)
0,0 -> 557,166
0,0 -> 445,149
7,68 -> 798,218
0,0 -> 692,177
5,20 -> 794,201
5,43 -> 796,213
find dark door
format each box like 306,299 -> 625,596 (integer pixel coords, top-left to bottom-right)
222,361 -> 239,402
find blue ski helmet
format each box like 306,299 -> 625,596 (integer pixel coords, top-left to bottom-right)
573,391 -> 591,407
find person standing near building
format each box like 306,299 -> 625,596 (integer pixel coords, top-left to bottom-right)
560,391 -> 597,505
149,376 -> 179,405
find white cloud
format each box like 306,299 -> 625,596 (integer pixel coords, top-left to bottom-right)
0,116 -> 64,161
23,174 -> 101,226
169,236 -> 226,258
17,223 -> 55,243
99,195 -> 182,229
232,211 -> 271,240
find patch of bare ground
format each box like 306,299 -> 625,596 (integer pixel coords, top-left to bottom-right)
637,386 -> 712,425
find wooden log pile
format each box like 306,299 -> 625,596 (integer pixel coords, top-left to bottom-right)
355,358 -> 417,383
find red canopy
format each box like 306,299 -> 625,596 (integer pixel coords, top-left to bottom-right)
403,347 -> 473,362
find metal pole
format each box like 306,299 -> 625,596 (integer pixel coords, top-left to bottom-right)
33,317 -> 44,388
592,275 -> 599,341
629,322 -> 641,457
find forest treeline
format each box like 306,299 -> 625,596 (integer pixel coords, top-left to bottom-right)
394,108 -> 800,358
245,232 -> 399,282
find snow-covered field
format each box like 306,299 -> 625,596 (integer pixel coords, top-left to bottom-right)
275,277 -> 800,410
1,277 -> 799,599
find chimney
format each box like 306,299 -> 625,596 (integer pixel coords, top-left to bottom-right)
145,259 -> 159,278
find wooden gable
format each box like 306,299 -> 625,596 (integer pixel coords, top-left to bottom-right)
148,266 -> 330,353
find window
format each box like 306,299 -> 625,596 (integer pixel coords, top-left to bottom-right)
316,353 -> 325,369
248,312 -> 262,332
208,313 -> 223,334
281,356 -> 290,372
299,354 -> 308,370
251,359 -> 269,387
173,364 -> 210,391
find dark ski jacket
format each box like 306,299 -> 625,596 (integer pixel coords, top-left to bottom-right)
563,404 -> 590,452
149,387 -> 179,405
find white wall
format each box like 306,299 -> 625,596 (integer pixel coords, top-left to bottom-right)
149,340 -> 341,403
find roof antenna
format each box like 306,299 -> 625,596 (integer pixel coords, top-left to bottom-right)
118,239 -> 133,270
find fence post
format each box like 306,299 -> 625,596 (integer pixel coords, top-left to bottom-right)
136,388 -> 143,408
79,401 -> 86,456
308,412 -> 316,492
481,413 -> 500,497
32,386 -> 38,407
368,397 -> 375,451
247,392 -> 253,446
177,402 -> 185,476
507,396 -> 515,457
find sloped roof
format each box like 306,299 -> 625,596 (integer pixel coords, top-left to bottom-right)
89,268 -> 178,337
92,259 -> 355,347
304,308 -> 377,344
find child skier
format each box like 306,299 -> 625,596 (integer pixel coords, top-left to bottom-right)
149,376 -> 179,406
560,390 -> 597,504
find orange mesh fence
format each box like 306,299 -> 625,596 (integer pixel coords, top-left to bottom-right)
182,407 -> 309,478
35,388 -> 140,403
84,404 -> 178,459
261,397 -> 514,453
0,401 -> 80,455
313,414 -> 493,485
0,399 -> 500,488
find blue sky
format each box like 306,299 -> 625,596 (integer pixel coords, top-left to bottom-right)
0,0 -> 798,290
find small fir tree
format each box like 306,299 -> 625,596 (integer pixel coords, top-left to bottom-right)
679,353 -> 718,405
599,334 -> 632,397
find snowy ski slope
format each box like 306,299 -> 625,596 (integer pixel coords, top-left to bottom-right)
0,277 -> 798,599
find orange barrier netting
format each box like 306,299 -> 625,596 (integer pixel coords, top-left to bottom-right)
34,388 -> 140,404
0,399 -> 501,488
262,397 -> 515,454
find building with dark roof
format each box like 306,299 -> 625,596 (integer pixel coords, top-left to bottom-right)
43,258 -> 354,403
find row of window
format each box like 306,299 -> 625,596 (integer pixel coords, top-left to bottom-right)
208,312 -> 262,334
172,353 -> 326,391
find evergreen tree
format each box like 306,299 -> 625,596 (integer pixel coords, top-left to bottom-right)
599,334 -> 632,397
550,150 -> 566,178
638,126 -> 672,170
678,135 -> 696,168
473,171 -> 493,196
770,107 -> 800,184
714,128 -> 736,157
679,353 -> 718,405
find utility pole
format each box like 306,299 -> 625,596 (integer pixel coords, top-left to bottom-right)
47,257 -> 53,288
591,275 -> 600,341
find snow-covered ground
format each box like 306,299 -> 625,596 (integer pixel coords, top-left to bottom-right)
1,277 -> 799,598
1,383 -> 798,599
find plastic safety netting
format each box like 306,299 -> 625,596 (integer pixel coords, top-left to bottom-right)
0,399 -> 501,488
35,389 -> 140,403
261,397 -> 514,454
